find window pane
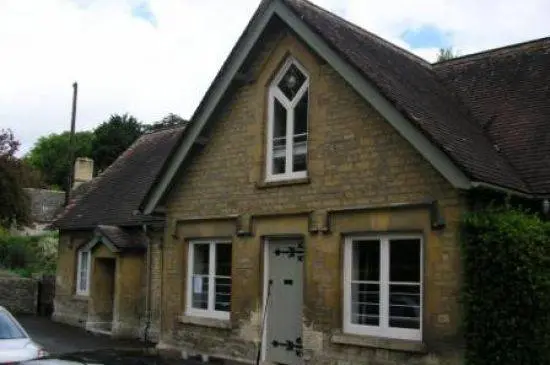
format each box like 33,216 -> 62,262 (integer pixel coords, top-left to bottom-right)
277,64 -> 306,101
352,241 -> 380,281
215,277 -> 231,312
272,155 -> 286,175
215,244 -> 232,312
191,275 -> 208,309
273,99 -> 286,138
292,92 -> 308,173
294,93 -> 308,135
80,251 -> 88,270
79,251 -> 88,292
215,244 -> 232,276
292,153 -> 307,172
79,272 -> 87,292
389,284 -> 421,329
351,283 -> 379,326
389,239 -> 421,282
193,244 -> 209,275
272,99 -> 287,175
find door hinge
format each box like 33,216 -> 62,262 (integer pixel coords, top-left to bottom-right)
271,337 -> 303,357
274,243 -> 305,261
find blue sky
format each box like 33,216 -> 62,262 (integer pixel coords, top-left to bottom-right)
401,25 -> 450,49
1,0 -> 549,154
131,1 -> 157,26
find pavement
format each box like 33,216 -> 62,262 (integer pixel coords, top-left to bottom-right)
15,316 -> 244,364
16,315 -> 146,355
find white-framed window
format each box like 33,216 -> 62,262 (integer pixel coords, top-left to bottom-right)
343,235 -> 423,341
186,240 -> 232,320
76,249 -> 91,296
266,57 -> 309,182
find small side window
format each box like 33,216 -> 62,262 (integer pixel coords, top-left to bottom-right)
76,249 -> 91,296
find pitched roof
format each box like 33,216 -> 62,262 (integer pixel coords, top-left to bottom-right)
281,0 -> 529,193
141,0 -> 549,211
95,225 -> 147,252
434,38 -> 550,194
53,126 -> 186,230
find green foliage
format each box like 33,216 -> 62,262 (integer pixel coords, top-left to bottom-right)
0,129 -> 32,228
462,207 -> 550,365
0,231 -> 58,276
436,47 -> 460,62
25,112 -> 185,187
143,113 -> 188,132
25,131 -> 94,189
92,113 -> 143,172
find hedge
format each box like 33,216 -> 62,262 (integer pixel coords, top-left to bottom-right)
0,230 -> 58,277
462,207 -> 550,365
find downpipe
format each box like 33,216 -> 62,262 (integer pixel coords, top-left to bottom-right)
143,224 -> 152,343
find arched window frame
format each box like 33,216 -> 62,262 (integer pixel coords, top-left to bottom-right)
266,57 -> 310,182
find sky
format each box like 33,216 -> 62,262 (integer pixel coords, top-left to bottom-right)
1,0 -> 549,155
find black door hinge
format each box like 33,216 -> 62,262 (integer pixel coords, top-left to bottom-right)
271,337 -> 303,357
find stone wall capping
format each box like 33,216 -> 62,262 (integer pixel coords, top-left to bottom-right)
330,331 -> 427,353
178,315 -> 232,330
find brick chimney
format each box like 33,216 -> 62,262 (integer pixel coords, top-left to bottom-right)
73,157 -> 94,188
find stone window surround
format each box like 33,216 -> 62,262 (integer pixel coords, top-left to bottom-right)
265,56 -> 309,183
185,239 -> 232,321
343,234 -> 423,342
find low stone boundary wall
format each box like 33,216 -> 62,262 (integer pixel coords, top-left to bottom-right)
0,276 -> 38,314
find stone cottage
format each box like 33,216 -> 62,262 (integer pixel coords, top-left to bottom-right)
52,127 -> 185,340
53,0 -> 550,364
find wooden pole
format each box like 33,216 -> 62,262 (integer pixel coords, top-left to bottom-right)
65,82 -> 78,205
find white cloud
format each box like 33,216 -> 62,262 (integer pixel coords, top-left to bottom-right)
0,0 -> 548,155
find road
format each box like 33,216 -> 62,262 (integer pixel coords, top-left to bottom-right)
16,315 -> 146,354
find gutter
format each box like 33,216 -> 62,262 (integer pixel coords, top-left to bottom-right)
470,181 -> 534,198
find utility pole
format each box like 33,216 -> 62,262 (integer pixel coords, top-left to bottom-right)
65,82 -> 78,205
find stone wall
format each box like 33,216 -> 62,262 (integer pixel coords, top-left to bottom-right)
159,26 -> 465,365
0,276 -> 38,314
24,188 -> 65,223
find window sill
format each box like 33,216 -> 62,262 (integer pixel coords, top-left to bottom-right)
72,295 -> 90,301
256,177 -> 310,189
331,331 -> 426,353
178,315 -> 231,330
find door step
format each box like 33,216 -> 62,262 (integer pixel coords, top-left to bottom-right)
86,321 -> 113,336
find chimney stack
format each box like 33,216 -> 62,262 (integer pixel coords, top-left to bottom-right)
73,157 -> 94,188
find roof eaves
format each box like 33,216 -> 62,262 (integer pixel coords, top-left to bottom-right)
141,0 -> 280,214
432,36 -> 550,68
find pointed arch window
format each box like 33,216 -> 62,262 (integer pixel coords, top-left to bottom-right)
266,58 -> 309,181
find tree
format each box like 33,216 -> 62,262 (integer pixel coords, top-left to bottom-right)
144,113 -> 188,132
91,114 -> 143,172
436,47 -> 460,62
0,129 -> 31,228
26,131 -> 94,189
